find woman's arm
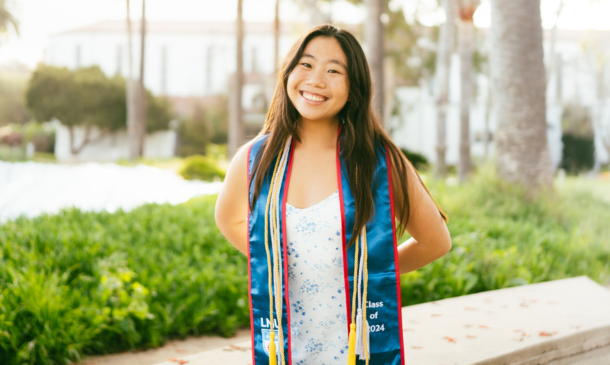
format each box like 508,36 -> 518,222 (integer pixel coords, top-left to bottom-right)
390,154 -> 452,275
214,140 -> 254,255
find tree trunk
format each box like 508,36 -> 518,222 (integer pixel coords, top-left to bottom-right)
546,0 -> 564,87
434,0 -> 455,179
126,0 -> 138,162
305,0 -> 324,29
274,0 -> 280,75
228,0 -> 244,158
457,3 -> 476,182
490,0 -> 553,193
137,0 -> 147,157
366,0 -> 385,127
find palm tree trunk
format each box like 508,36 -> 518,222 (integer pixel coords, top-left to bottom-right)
490,0 -> 553,193
137,0 -> 147,157
229,0 -> 244,157
434,0 -> 455,179
457,1 -> 477,182
274,0 -> 280,75
366,0 -> 385,127
126,0 -> 138,162
304,0 -> 322,29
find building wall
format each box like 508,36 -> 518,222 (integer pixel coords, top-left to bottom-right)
45,22 -> 297,97
53,120 -> 177,162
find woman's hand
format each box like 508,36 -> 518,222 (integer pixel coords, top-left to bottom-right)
214,140 -> 255,256
391,155 -> 452,275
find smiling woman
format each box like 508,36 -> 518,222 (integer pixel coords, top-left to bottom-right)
215,25 -> 451,365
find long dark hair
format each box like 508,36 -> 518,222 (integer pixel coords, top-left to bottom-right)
250,24 -> 447,247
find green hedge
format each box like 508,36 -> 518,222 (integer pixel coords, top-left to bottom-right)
399,165 -> 610,305
0,195 -> 248,365
179,155 -> 225,181
1,167 -> 609,364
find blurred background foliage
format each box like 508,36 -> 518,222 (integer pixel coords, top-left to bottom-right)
26,65 -> 174,134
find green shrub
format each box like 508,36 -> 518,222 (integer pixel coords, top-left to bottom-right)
179,155 -> 225,181
0,195 -> 248,365
400,148 -> 429,170
399,164 -> 610,305
561,134 -> 595,175
560,103 -> 595,175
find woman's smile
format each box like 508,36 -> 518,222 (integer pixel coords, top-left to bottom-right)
300,90 -> 329,104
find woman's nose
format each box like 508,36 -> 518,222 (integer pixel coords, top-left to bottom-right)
306,68 -> 326,88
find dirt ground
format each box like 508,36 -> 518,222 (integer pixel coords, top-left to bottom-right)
76,329 -> 251,365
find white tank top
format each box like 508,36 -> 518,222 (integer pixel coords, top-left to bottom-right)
285,190 -> 349,364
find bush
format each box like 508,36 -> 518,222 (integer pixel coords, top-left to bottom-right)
560,103 -> 595,175
561,134 -> 595,175
400,148 -> 429,170
179,155 -> 225,181
399,164 -> 610,305
0,196 -> 248,365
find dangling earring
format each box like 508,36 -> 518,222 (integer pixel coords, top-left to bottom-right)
341,117 -> 346,125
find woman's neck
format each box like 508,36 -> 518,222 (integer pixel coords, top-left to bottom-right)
296,116 -> 340,149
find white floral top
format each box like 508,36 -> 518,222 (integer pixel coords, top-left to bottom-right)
285,190 -> 349,364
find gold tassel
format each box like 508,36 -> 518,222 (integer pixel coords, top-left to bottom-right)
269,331 -> 277,365
347,322 -> 356,365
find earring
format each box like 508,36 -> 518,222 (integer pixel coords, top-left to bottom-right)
341,117 -> 346,125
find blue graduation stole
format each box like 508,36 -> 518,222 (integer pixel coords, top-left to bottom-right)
247,132 -> 405,365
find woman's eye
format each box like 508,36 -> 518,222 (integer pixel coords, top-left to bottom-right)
328,69 -> 339,74
301,63 -> 312,68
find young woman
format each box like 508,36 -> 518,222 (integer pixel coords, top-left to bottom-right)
215,25 -> 451,365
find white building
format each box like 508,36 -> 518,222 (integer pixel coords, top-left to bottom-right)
45,22 -> 610,167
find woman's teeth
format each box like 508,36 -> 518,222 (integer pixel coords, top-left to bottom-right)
302,91 -> 327,102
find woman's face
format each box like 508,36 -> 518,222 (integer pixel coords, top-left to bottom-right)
287,36 -> 349,124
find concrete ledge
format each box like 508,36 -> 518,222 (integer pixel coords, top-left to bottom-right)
153,276 -> 610,365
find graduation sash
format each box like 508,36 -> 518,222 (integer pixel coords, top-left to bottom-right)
247,131 -> 405,365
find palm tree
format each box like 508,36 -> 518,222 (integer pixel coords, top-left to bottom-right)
125,0 -> 138,161
304,0 -> 323,29
137,0 -> 147,157
0,0 -> 19,40
274,0 -> 280,74
456,0 -> 479,182
228,0 -> 244,157
489,0 -> 553,193
434,0 -> 456,179
365,0 -> 385,126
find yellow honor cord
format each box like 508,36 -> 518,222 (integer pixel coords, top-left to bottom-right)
264,138 -> 292,365
270,143 -> 288,365
264,144 -> 284,365
362,228 -> 369,365
347,168 -> 370,364
269,331 -> 277,365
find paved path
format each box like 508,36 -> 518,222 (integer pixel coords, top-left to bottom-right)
150,277 -> 610,365
76,330 -> 250,365
75,279 -> 610,365
0,161 -> 220,222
